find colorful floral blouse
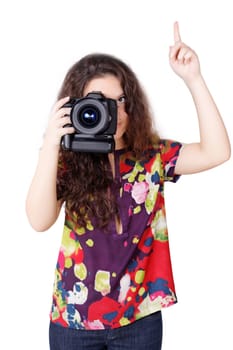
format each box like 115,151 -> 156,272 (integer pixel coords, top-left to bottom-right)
50,139 -> 182,330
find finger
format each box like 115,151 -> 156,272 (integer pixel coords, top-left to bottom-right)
58,116 -> 73,128
169,42 -> 182,60
183,51 -> 193,61
60,126 -> 75,137
174,21 -> 181,43
53,96 -> 70,113
53,107 -> 71,120
177,47 -> 190,61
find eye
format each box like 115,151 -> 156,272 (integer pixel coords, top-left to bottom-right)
117,95 -> 126,105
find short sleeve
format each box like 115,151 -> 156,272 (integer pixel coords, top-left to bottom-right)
160,139 -> 183,182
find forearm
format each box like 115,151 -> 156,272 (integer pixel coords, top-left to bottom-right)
26,144 -> 61,231
186,74 -> 231,163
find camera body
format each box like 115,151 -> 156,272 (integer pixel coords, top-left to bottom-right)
61,92 -> 117,153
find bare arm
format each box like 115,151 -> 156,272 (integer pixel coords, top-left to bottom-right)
26,97 -> 75,232
169,22 -> 231,175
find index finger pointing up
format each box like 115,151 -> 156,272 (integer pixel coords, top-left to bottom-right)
174,21 -> 181,43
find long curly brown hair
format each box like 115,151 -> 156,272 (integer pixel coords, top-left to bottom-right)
56,53 -> 160,228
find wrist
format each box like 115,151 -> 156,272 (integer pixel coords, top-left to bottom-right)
41,138 -> 60,153
184,73 -> 205,90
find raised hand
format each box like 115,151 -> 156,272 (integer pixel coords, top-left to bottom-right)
169,22 -> 201,84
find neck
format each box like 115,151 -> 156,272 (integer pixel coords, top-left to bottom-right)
115,138 -> 125,150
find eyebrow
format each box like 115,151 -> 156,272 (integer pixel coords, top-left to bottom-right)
116,93 -> 125,99
104,92 -> 125,100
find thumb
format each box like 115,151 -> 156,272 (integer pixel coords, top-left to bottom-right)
169,45 -> 177,61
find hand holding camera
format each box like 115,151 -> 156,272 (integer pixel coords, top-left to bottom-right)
43,96 -> 75,148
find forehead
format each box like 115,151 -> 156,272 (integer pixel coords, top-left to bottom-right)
83,74 -> 123,99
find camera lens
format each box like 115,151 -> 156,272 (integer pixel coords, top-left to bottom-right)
79,106 -> 100,128
71,98 -> 109,135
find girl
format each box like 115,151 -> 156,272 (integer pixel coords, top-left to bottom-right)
26,22 -> 230,350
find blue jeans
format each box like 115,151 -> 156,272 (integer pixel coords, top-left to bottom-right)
49,311 -> 163,350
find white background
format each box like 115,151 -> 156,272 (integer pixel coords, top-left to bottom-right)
0,0 -> 233,349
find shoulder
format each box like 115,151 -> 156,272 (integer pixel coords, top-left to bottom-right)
121,139 -> 182,163
158,139 -> 183,154
144,139 -> 182,159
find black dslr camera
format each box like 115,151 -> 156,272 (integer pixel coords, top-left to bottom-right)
61,92 -> 117,153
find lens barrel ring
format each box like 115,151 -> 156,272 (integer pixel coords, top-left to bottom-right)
71,98 -> 109,134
